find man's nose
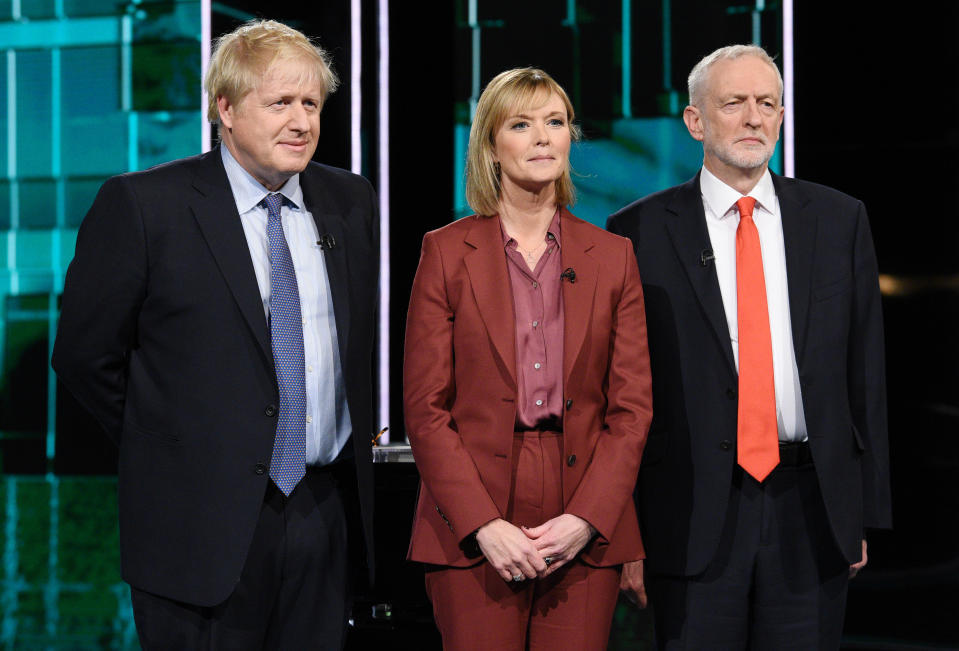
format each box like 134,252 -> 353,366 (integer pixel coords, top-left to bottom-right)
288,102 -> 309,131
744,100 -> 762,126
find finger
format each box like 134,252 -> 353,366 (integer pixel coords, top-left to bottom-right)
522,523 -> 549,539
530,537 -> 561,554
637,587 -> 648,609
516,556 -> 541,579
543,556 -> 569,576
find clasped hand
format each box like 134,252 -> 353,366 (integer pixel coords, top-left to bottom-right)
475,514 -> 594,582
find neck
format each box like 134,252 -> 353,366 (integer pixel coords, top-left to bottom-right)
497,179 -> 558,238
703,158 -> 767,196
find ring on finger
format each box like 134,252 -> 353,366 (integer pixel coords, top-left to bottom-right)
511,574 -> 524,582
544,556 -> 553,567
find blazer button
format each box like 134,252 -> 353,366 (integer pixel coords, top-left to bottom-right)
254,463 -> 267,475
566,399 -> 573,410
720,440 -> 732,451
264,404 -> 277,417
726,388 -> 736,400
567,454 -> 577,467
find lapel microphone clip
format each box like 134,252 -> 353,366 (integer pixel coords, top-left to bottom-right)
317,234 -> 337,250
561,267 -> 577,283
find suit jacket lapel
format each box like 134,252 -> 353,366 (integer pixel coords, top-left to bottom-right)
664,174 -> 737,377
560,209 -> 599,389
773,173 -> 816,367
463,216 -> 517,390
190,149 -> 273,370
301,172 -> 352,357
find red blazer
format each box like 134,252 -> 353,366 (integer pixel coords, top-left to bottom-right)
404,208 -> 653,567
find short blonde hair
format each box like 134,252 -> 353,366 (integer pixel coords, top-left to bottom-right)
465,68 -> 582,217
205,19 -> 339,123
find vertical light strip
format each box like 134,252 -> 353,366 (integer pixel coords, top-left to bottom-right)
350,0 -> 362,174
43,477 -> 59,639
752,0 -> 764,45
782,0 -> 794,177
49,47 -> 62,468
201,0 -> 211,152
621,0 -> 631,117
7,50 -> 17,295
469,0 -> 479,118
121,15 -> 138,170
377,0 -> 390,442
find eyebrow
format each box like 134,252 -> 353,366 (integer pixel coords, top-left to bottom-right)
508,110 -> 565,119
718,93 -> 779,104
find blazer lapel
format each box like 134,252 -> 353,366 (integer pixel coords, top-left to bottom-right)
772,173 -> 816,367
463,216 -> 517,390
190,149 -> 273,370
664,174 -> 737,377
301,171 -> 352,358
559,209 -> 599,388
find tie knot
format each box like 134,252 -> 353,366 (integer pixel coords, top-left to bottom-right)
736,196 -> 757,219
263,193 -> 284,218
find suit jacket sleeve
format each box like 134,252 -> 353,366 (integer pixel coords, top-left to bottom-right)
566,238 -> 652,543
404,232 -> 502,542
849,202 -> 893,529
52,175 -> 147,443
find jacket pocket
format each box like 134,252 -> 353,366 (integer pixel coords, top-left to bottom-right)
124,420 -> 181,446
813,275 -> 852,302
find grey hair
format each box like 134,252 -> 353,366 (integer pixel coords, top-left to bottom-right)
687,45 -> 783,108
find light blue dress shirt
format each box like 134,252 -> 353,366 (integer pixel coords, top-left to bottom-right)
221,145 -> 352,466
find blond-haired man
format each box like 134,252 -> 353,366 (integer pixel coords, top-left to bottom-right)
53,20 -> 377,649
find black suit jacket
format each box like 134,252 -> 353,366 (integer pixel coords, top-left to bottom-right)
52,147 -> 377,606
607,171 -> 892,577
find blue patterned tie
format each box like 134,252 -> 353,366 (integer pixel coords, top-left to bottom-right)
264,193 -> 306,495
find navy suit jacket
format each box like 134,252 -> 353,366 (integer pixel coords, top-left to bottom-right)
52,147 -> 377,606
607,172 -> 892,577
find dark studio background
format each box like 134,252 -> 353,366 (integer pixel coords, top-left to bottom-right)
0,0 -> 955,648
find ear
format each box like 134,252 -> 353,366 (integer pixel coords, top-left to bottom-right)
683,105 -> 705,142
217,95 -> 235,131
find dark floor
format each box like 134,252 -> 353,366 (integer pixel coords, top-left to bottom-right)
1,475 -> 955,650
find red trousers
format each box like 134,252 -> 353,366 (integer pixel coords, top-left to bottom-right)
425,431 -> 621,650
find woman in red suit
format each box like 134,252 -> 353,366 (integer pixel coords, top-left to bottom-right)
404,68 -> 652,649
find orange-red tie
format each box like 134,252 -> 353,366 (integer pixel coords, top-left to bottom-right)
735,196 -> 779,482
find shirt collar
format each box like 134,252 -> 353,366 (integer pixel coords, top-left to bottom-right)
220,144 -> 304,215
500,208 -> 563,249
700,166 -> 776,220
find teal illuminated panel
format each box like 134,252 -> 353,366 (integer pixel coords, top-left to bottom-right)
0,0 -> 200,643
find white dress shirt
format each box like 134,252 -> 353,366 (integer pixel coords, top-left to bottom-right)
700,166 -> 807,442
221,146 -> 352,465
